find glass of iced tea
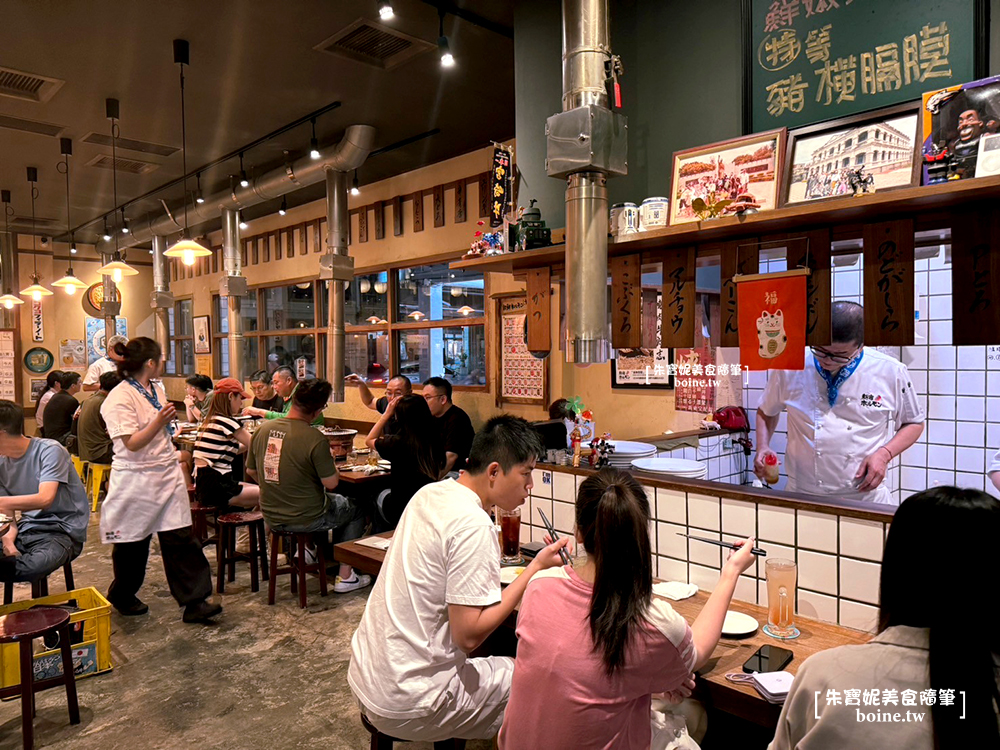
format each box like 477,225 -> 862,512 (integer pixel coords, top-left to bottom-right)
497,507 -> 523,564
764,558 -> 800,640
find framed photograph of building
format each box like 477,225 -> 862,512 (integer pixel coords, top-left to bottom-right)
669,128 -> 786,226
781,102 -> 922,206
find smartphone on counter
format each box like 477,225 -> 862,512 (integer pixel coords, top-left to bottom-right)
742,644 -> 793,673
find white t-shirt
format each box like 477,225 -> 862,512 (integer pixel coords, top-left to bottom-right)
35,389 -> 56,428
348,478 -> 502,719
100,380 -> 178,466
83,357 -> 117,387
758,349 -> 924,503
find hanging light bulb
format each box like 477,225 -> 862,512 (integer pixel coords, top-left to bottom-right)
20,167 -> 52,301
102,216 -> 111,242
366,315 -> 381,325
351,170 -> 361,197
120,207 -> 129,234
52,139 -> 90,297
451,286 -> 463,297
278,196 -> 287,216
359,278 -> 371,294
21,273 -> 53,301
0,192 -> 22,309
407,310 -> 426,320
309,117 -> 321,160
378,1 -> 394,20
457,305 -> 475,316
238,152 -> 250,188
374,280 -> 388,295
195,172 -> 205,204
438,11 -> 455,68
239,211 -> 248,230
0,295 -> 23,310
97,255 -> 140,282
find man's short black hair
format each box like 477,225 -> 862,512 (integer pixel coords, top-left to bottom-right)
292,378 -> 332,414
59,371 -> 81,389
831,300 -> 864,346
273,366 -> 296,381
423,376 -> 452,402
388,374 -> 413,392
0,400 -> 24,437
186,374 -> 213,392
466,415 -> 543,474
250,369 -> 272,385
99,371 -> 122,392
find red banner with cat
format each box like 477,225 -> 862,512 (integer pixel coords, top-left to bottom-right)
737,275 -> 806,371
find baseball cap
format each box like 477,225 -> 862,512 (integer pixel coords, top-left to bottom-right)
213,378 -> 251,398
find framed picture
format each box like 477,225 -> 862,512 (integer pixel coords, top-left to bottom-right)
669,128 -> 786,226
610,290 -> 675,389
781,102 -> 922,206
921,74 -> 1000,183
193,315 -> 211,354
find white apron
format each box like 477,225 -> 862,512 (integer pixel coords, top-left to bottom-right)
99,380 -> 193,544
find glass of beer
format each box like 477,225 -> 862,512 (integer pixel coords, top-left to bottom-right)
764,558 -> 800,640
497,507 -> 523,564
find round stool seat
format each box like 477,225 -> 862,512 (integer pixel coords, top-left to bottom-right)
0,607 -> 70,643
217,510 -> 264,525
361,712 -> 405,743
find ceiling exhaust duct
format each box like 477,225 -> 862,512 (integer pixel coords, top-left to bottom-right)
546,0 -> 626,364
99,124 -> 376,252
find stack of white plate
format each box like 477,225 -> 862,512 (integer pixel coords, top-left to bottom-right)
630,456 -> 708,479
606,441 -> 657,469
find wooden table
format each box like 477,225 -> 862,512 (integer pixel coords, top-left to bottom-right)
333,532 -> 871,728
336,466 -> 391,487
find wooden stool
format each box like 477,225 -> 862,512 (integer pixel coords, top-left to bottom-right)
267,530 -> 327,608
189,486 -> 219,547
0,607 -> 80,750
88,463 -> 112,513
3,561 -> 76,605
215,511 -> 268,594
360,711 -> 466,750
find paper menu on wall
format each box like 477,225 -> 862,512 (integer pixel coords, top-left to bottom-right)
0,331 -> 15,400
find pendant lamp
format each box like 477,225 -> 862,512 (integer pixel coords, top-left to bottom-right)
19,168 -> 52,301
51,138 -> 89,295
99,98 -> 139,282
164,40 -> 211,267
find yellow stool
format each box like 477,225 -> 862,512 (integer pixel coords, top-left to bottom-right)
71,455 -> 88,483
89,463 -> 112,512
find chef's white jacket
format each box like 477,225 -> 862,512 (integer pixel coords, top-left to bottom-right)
758,349 -> 925,504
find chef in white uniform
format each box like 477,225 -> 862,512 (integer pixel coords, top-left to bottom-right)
99,336 -> 221,623
754,301 -> 925,504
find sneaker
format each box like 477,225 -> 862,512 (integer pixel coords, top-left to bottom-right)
183,599 -> 223,623
333,573 -> 371,593
297,547 -> 317,566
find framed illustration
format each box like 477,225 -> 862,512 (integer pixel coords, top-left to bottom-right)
921,74 -> 1000,183
781,102 -> 922,206
495,295 -> 547,406
193,315 -> 211,354
610,290 -> 675,389
669,128 -> 786,225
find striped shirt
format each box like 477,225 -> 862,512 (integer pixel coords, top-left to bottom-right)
192,415 -> 242,474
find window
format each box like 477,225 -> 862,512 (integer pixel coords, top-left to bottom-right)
323,275 -> 389,325
263,284 -> 315,330
856,154 -> 865,164
346,332 -> 390,384
857,131 -> 868,143
264,334 -> 317,377
165,299 -> 194,375
398,326 -> 486,386
395,264 -> 485,322
213,294 -> 260,377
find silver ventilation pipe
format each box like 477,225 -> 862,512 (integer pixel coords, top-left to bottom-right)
546,0 -> 625,363
219,208 -> 246,383
97,125 -> 376,252
322,169 -> 352,403
150,235 -> 172,360
101,251 -> 120,347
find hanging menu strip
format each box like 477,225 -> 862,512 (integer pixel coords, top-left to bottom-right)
0,330 -> 15,401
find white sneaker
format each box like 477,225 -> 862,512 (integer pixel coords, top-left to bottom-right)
334,573 -> 371,593
296,547 -> 317,566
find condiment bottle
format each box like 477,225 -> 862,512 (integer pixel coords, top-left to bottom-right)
763,453 -> 780,484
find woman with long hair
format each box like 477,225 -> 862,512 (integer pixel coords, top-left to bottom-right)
99,337 -> 220,624
34,370 -> 63,436
499,468 -> 755,749
770,486 -> 1000,749
365,393 -> 442,528
193,378 -> 259,512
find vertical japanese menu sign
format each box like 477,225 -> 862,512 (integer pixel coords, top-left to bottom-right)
498,296 -> 546,404
750,0 -> 975,131
0,331 -> 15,400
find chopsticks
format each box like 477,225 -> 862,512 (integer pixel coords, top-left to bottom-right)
677,533 -> 767,556
537,508 -> 572,566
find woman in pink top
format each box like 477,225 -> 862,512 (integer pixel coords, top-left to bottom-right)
499,468 -> 755,750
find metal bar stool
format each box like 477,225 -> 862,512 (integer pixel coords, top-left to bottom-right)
215,511 -> 268,593
88,463 -> 112,513
0,607 -> 81,749
267,530 -> 327,608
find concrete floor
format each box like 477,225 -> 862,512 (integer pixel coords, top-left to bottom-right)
0,515 -> 493,750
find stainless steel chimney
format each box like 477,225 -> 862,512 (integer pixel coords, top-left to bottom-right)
150,235 -> 172,360
219,208 -> 246,383
547,0 -> 626,363
322,169 -> 352,403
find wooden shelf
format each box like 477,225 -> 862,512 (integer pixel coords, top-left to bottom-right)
450,176 -> 1000,274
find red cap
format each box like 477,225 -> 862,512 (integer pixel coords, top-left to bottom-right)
213,378 -> 251,399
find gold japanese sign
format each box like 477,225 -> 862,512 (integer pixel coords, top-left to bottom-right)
750,0 -> 977,130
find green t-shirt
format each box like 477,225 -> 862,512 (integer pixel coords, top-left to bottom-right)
247,417 -> 337,528
262,384 -> 324,426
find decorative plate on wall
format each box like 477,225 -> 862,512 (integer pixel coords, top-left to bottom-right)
24,347 -> 54,373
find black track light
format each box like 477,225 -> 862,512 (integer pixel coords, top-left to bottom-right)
195,172 -> 205,204
309,118 -> 320,160
278,196 -> 287,216
378,1 -> 394,20
351,169 -> 361,197
120,207 -> 129,234
438,11 -> 455,68
239,153 -> 249,188
102,215 -> 111,242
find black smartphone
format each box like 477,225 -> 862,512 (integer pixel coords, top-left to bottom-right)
742,644 -> 793,673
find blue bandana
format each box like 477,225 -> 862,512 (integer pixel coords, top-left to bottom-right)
126,378 -> 175,436
813,350 -> 863,407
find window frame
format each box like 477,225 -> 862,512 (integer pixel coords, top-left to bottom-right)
170,297 -> 195,376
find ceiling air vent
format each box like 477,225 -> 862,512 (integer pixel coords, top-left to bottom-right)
314,18 -> 434,70
10,215 -> 63,231
86,153 -> 159,175
0,114 -> 64,138
82,132 -> 178,158
0,66 -> 64,103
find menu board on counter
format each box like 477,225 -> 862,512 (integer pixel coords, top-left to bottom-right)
496,295 -> 547,406
0,330 -> 18,401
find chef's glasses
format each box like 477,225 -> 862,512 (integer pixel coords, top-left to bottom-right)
810,346 -> 859,364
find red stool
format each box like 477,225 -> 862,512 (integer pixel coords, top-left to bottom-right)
360,711 -> 465,749
267,530 -> 327,608
215,511 -> 268,594
0,607 -> 80,750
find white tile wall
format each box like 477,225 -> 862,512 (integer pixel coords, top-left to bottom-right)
839,517 -> 883,561
688,493 -> 721,531
797,509 -> 838,553
798,549 -> 838,596
758,504 -> 795,543
839,557 -> 881,605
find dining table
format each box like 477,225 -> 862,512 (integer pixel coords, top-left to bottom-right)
333,531 -> 871,729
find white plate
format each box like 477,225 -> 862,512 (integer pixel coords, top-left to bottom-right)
499,566 -> 526,585
608,441 -> 658,455
631,457 -> 706,475
721,610 -> 759,637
